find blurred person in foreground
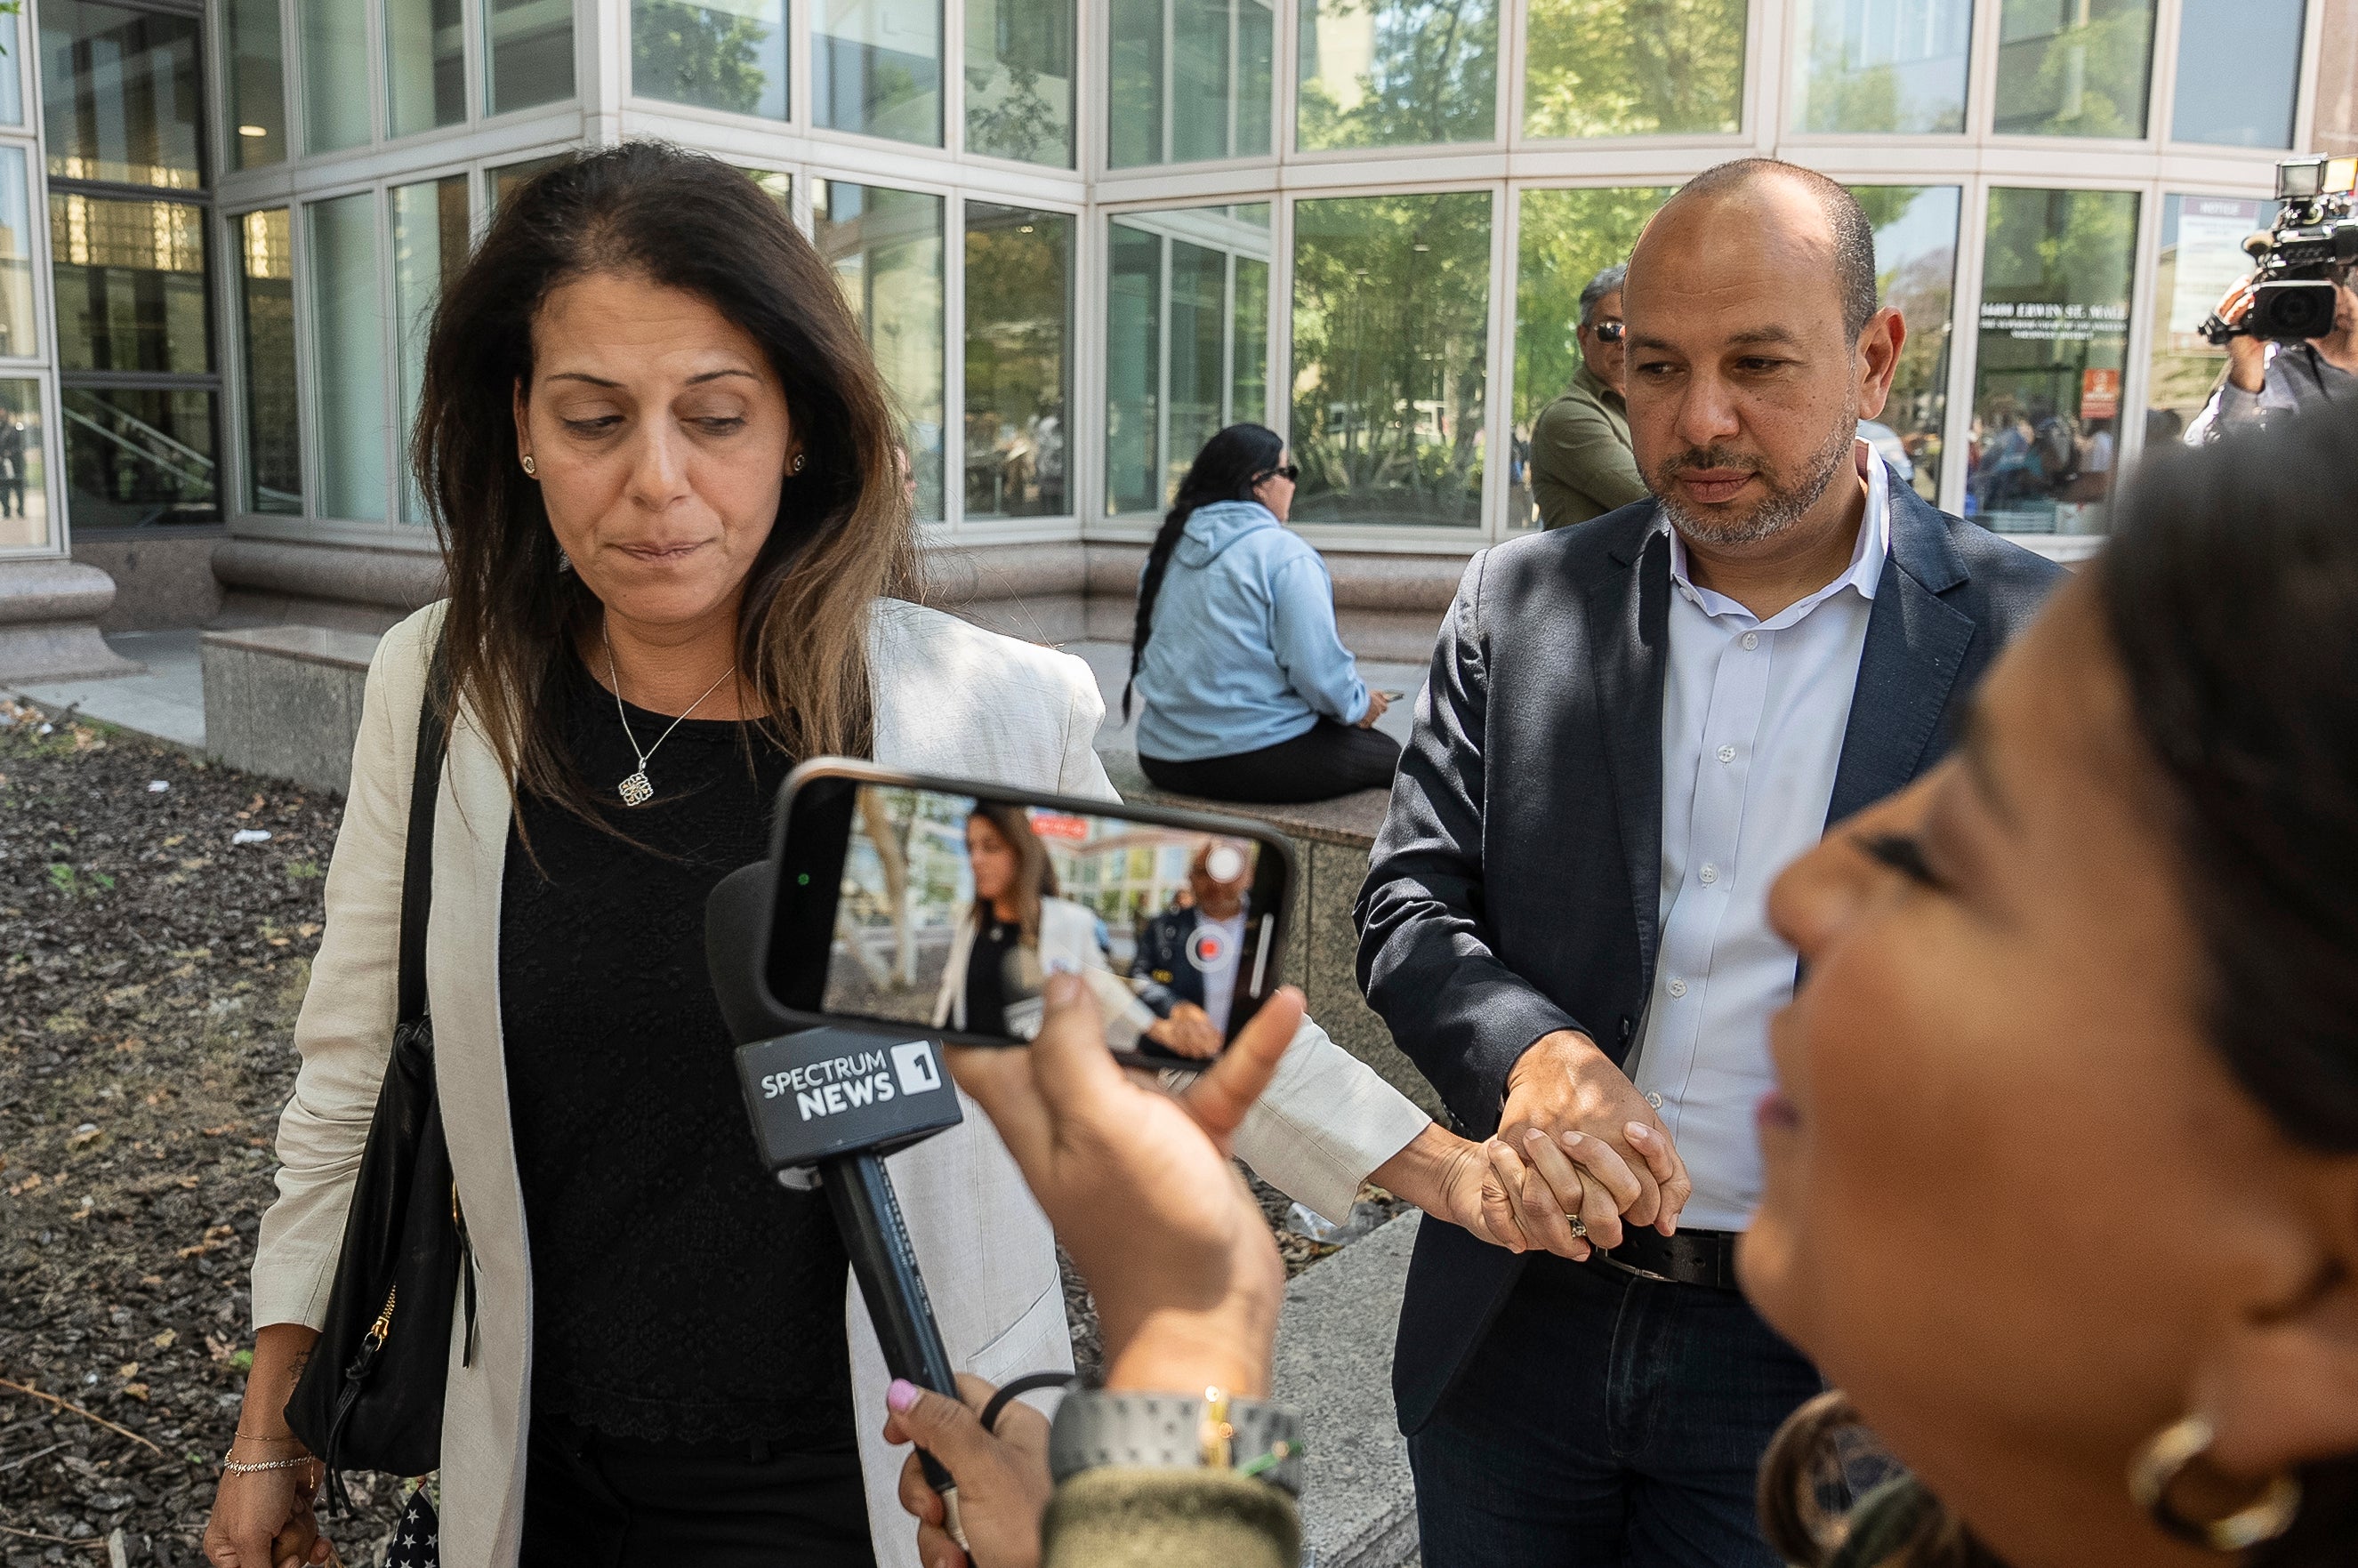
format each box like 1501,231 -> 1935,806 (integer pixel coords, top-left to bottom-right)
1127,423 -> 1398,805
1529,263 -> 1649,531
1358,157 -> 2064,1565
1747,399 -> 2358,1567
2193,262 -> 2358,438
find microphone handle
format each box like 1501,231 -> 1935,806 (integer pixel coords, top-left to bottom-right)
822,1149 -> 970,1548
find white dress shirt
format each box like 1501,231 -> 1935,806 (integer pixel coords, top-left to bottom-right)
1631,444 -> 1891,1232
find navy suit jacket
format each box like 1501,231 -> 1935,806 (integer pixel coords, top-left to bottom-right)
1355,483 -> 2065,1434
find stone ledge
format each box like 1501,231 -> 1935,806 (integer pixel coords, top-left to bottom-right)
1275,1212 -> 1421,1568
0,559 -> 143,683
200,626 -> 375,796
1099,749 -> 1388,849
203,623 -> 382,673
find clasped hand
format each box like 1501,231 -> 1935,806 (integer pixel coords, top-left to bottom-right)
1478,1029 -> 1693,1260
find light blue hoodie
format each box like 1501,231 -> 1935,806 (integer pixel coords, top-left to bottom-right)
1133,500 -> 1371,762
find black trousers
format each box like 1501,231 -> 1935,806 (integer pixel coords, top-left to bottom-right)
1141,719 -> 1402,805
518,1412 -> 873,1568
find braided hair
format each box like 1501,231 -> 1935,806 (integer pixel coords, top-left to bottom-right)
1123,422 -> 1286,720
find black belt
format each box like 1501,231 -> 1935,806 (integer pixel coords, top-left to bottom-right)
1592,1226 -> 1743,1291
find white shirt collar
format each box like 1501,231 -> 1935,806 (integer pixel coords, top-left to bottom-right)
1665,440 -> 1892,629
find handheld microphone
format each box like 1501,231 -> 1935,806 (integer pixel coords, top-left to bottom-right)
706,860 -> 972,1549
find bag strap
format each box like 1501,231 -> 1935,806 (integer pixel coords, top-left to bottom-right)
395,637 -> 450,1028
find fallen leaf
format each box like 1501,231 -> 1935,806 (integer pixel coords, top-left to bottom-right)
117,1362 -> 139,1379
68,1124 -> 102,1149
123,1384 -> 149,1401
205,1333 -> 235,1362
175,1176 -> 197,1189
141,1275 -> 163,1287
163,833 -> 185,848
9,1173 -> 43,1195
151,1330 -> 176,1350
200,1125 -> 236,1138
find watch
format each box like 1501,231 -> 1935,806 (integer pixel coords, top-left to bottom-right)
1049,1387 -> 1304,1496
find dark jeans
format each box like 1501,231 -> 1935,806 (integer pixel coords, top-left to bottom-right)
1409,1252 -> 1823,1568
1141,718 -> 1402,805
519,1412 -> 873,1567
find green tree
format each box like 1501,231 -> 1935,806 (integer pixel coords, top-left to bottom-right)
1297,0 -> 1499,150
1512,187 -> 1668,429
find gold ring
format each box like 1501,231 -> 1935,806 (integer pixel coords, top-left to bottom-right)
1565,1214 -> 1588,1238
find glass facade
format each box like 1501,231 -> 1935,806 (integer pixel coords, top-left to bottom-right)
1968,187 -> 2137,535
104,0 -> 2294,568
1291,190 -> 1489,527
814,179 -> 946,519
966,203 -> 1073,516
0,381 -> 48,550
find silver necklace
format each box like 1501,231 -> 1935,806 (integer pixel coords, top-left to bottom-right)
604,634 -> 736,807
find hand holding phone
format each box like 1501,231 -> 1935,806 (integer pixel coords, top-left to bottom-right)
762,763 -> 1297,1070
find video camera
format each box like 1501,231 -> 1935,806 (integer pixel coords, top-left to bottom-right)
2201,156 -> 2358,345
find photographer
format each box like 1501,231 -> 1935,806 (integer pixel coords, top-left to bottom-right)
2197,262 -> 2357,435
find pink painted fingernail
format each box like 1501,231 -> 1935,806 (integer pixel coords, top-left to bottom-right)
887,1379 -> 921,1412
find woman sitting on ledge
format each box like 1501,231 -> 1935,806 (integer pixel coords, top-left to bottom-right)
1126,424 -> 1400,807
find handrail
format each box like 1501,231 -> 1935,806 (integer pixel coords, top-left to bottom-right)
61,404 -> 211,490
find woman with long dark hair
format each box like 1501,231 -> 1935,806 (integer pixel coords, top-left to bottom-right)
1127,424 -> 1399,805
1742,402 -> 2358,1566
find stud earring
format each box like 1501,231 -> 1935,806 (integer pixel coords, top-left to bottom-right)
520,454 -> 537,477
555,546 -> 573,575
790,452 -> 806,475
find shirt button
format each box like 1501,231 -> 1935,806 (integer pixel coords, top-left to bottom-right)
1666,977 -> 1687,998
1646,1091 -> 1664,1109
1717,744 -> 1736,764
1741,631 -> 1760,651
1699,864 -> 1718,884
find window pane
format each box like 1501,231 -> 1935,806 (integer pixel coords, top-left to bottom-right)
2170,0 -> 2300,147
1993,0 -> 2153,137
62,387 -> 214,527
1103,205 -> 1271,514
52,194 -> 208,374
1106,220 -> 1163,512
634,0 -> 790,119
394,177 -> 471,523
388,0 -> 467,137
1525,0 -> 1744,137
225,0 -> 282,165
297,0 -> 372,154
307,194 -> 390,522
1853,186 -> 1960,503
238,210 -> 301,517
967,0 -> 1073,165
1789,0 -> 1970,133
966,205 -> 1071,518
41,2 -> 205,186
487,0 -> 577,116
742,167 -> 792,211
1108,0 -> 1276,167
0,381 -> 46,549
1298,0 -> 1499,151
1510,186 -> 1665,530
2144,194 -> 2271,445
0,149 -> 35,358
1292,191 -> 1488,527
814,181 -> 945,519
816,0 -> 943,145
1968,187 -> 2137,535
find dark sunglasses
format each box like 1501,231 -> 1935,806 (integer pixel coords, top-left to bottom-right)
1258,463 -> 1300,482
1592,319 -> 1626,342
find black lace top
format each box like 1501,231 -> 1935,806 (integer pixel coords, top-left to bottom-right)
499,648 -> 852,1446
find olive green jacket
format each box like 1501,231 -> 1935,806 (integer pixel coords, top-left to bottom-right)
1042,1468 -> 1300,1568
1530,363 -> 1647,530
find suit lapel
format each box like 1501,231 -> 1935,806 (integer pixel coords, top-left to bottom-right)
1587,524 -> 1672,979
1826,489 -> 1976,826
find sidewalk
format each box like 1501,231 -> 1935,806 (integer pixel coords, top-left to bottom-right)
4,627 -> 205,749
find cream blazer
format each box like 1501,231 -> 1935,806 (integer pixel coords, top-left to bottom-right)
253,598 -> 1428,1568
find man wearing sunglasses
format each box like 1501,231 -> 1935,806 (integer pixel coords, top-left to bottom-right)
1530,264 -> 1650,531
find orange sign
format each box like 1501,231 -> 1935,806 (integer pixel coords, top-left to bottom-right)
2080,367 -> 2121,422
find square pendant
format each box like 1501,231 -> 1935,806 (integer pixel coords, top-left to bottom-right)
618,771 -> 653,807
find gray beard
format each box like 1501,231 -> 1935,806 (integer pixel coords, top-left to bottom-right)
1657,419 -> 1857,548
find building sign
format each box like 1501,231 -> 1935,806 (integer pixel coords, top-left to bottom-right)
2080,368 -> 2121,421
2169,197 -> 2266,336
1976,301 -> 2130,342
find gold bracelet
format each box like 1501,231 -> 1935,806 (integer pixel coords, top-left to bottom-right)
234,1430 -> 308,1443
221,1452 -> 317,1475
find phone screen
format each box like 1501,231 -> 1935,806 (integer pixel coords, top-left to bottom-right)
783,781 -> 1282,1063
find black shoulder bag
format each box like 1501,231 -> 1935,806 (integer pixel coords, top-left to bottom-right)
285,641 -> 477,1509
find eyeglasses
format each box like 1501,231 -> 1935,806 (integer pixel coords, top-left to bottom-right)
1592,320 -> 1626,342
1258,463 -> 1300,482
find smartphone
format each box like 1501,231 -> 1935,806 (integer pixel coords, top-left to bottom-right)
763,760 -> 1296,1071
